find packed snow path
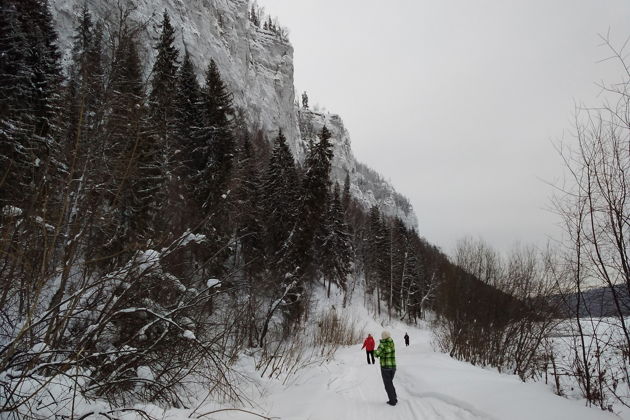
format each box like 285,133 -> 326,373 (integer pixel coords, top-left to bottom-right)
256,327 -> 619,420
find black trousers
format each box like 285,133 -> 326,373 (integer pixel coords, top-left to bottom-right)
366,350 -> 375,364
381,367 -> 397,403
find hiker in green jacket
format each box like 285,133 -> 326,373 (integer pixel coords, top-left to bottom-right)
374,330 -> 397,406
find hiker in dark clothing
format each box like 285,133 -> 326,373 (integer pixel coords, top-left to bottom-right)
361,334 -> 376,364
404,332 -> 409,347
374,330 -> 397,406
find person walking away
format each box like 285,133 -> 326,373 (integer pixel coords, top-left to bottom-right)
361,333 -> 375,364
375,330 -> 397,406
404,332 -> 409,347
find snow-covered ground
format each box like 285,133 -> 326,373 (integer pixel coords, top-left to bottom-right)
239,329 -> 618,420
143,321 -> 621,420
5,316 -> 624,419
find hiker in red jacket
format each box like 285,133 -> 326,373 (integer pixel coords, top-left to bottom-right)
361,334 -> 376,364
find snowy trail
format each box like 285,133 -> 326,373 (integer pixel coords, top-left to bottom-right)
270,339 -> 496,420
248,326 -> 620,420
155,323 -> 622,420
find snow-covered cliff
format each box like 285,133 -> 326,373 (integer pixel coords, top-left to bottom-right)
298,108 -> 417,228
50,0 -> 418,228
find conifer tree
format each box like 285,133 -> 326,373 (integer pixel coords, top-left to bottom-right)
0,0 -> 63,209
364,206 -> 389,313
100,30 -> 157,261
149,10 -> 178,149
249,5 -> 260,27
261,130 -> 298,272
401,241 -> 422,320
58,5 -> 106,265
234,133 -> 265,274
0,2 -> 32,206
170,50 -> 202,232
301,91 -> 309,109
319,183 -> 353,298
149,10 -> 179,234
174,51 -> 201,169
194,59 -> 235,211
342,171 -> 351,212
388,217 -> 409,316
290,125 -> 334,279
16,0 -> 62,139
233,133 -> 266,344
63,5 -> 104,168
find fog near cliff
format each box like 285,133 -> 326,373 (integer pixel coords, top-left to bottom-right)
260,0 -> 630,254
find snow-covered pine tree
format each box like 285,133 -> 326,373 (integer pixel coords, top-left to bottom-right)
61,4 -> 104,202
261,129 -> 298,273
230,131 -> 268,346
174,50 -> 201,173
363,205 -> 389,314
249,4 -> 260,27
234,133 -> 265,276
0,0 -> 63,210
319,183 -> 353,298
342,171 -> 351,213
0,2 -> 32,208
278,125 -> 333,320
44,6 -> 107,344
387,217 -> 409,317
291,125 -> 334,279
255,129 -> 301,345
99,29 -> 157,264
0,0 -> 66,320
170,50 -> 203,235
193,59 -> 235,212
148,10 -> 179,236
301,91 -> 309,109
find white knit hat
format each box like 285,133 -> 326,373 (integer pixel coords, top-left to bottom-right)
381,330 -> 391,339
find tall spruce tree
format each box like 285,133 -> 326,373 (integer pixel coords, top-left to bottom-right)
100,30 -> 158,261
342,171 -> 351,213
261,130 -> 298,273
290,125 -> 334,279
0,2 -> 32,207
62,4 -> 104,174
278,125 -> 333,320
174,51 -> 201,174
319,183 -> 353,298
148,10 -> 179,234
388,217 -> 409,316
59,5 -> 106,267
364,206 -> 389,314
170,50 -> 202,233
203,59 -> 235,201
235,133 -> 265,275
191,59 -> 235,215
233,133 -> 267,345
0,0 -> 63,210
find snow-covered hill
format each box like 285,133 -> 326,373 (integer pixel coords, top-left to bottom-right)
50,0 -> 418,228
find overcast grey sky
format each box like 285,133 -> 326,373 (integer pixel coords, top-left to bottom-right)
259,0 -> 630,254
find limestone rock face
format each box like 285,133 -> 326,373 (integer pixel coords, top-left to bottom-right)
50,0 -> 417,228
298,109 -> 417,229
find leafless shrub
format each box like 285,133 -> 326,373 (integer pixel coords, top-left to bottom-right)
314,307 -> 364,359
434,238 -> 559,381
550,33 -> 630,410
